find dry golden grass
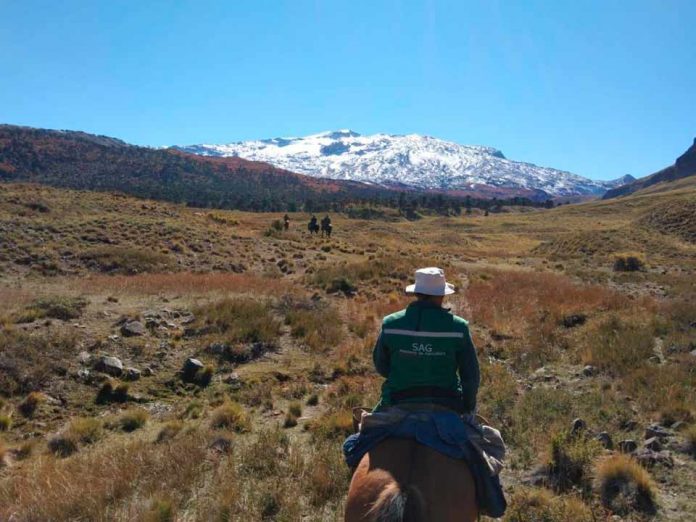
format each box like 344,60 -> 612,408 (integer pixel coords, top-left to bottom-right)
503,488 -> 595,522
594,454 -> 657,516
211,401 -> 251,432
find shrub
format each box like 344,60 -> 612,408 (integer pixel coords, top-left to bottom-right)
612,252 -> 646,272
194,298 -> 281,344
307,410 -> 354,441
112,409 -> 149,432
594,455 -> 657,516
0,413 -> 11,432
67,418 -> 103,444
47,433 -> 79,458
288,402 -> 302,418
580,316 -> 655,375
97,380 -> 129,403
79,246 -> 171,275
156,421 -> 184,443
14,440 -> 35,460
503,488 -> 594,522
283,413 -> 298,428
306,393 -> 319,406
211,401 -> 251,432
15,296 -> 88,323
18,392 -> 44,418
182,400 -> 204,420
547,431 -> 602,493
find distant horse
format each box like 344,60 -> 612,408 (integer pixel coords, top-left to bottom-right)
345,438 -> 478,522
321,222 -> 332,238
308,222 -> 320,235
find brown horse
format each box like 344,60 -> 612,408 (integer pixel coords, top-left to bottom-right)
345,438 -> 478,522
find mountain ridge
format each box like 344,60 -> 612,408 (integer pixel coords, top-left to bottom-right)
176,130 -> 622,197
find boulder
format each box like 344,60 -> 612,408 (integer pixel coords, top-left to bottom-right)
123,367 -> 141,381
595,431 -> 613,449
581,365 -> 597,377
645,423 -> 673,440
93,355 -> 123,377
77,351 -> 92,365
121,321 -> 146,337
182,358 -> 204,381
570,418 -> 587,436
644,437 -> 662,451
634,448 -> 674,468
620,419 -> 638,431
561,314 -> 587,328
618,440 -> 638,453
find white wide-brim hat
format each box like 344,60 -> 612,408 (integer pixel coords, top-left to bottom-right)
405,267 -> 455,296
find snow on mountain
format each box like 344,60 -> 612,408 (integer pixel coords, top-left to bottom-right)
176,130 -> 615,197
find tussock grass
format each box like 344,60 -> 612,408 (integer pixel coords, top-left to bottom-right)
66,417 -> 103,444
307,410 -> 354,441
15,295 -> 88,322
594,455 -> 657,516
211,401 -> 251,432
156,421 -> 184,443
547,431 -> 602,493
0,413 -> 11,431
194,298 -> 281,344
109,409 -> 149,432
285,302 -> 343,352
613,252 -> 646,272
503,488 -> 594,522
18,392 -> 44,418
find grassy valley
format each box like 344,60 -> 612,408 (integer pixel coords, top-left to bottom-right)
0,181 -> 695,521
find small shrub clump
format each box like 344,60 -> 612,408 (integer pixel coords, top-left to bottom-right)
156,421 -> 184,443
0,413 -> 12,432
594,454 -> 657,516
211,401 -> 251,432
47,433 -> 79,458
613,252 -> 646,272
18,392 -> 44,418
66,417 -> 103,444
110,409 -> 149,432
15,296 -> 88,323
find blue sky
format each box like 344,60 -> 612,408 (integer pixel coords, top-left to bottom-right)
1,0 -> 694,180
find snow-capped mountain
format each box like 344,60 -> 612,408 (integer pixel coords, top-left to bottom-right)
176,130 -> 617,197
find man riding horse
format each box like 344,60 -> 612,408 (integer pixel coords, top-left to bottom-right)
343,268 -> 506,521
320,214 -> 332,237
308,214 -> 319,234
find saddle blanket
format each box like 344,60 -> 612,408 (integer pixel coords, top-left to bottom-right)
343,408 -> 507,518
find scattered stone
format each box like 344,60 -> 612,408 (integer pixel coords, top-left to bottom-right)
123,367 -> 141,381
77,351 -> 92,365
93,355 -> 123,377
77,368 -> 91,381
634,448 -> 674,468
561,314 -> 587,328
644,437 -> 662,451
595,431 -> 614,449
618,440 -> 638,453
223,372 -> 242,385
570,418 -> 587,436
581,365 -> 597,377
645,423 -> 672,440
108,334 -> 119,342
121,321 -> 146,337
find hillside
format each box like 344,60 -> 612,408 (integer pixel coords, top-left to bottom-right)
0,181 -> 695,521
0,125 -> 417,212
176,130 -> 624,198
603,138 -> 696,199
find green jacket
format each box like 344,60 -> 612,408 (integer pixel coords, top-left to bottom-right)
373,300 -> 480,413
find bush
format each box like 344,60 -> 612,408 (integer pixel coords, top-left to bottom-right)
306,393 -> 319,406
97,380 -> 129,403
18,392 -> 44,418
112,409 -> 149,432
47,433 -> 79,458
15,296 -> 88,323
547,431 -> 602,493
594,455 -> 657,516
67,418 -> 103,444
194,298 -> 281,345
503,488 -> 594,522
307,410 -> 354,441
613,252 -> 646,272
211,401 -> 251,432
156,421 -> 184,443
0,414 -> 11,432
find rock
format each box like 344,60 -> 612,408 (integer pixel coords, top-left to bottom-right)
207,342 -> 229,356
570,418 -> 587,436
142,367 -> 155,377
223,372 -> 241,384
77,351 -> 92,365
645,423 -> 673,440
581,365 -> 597,377
561,314 -> 587,328
644,437 -> 662,451
93,355 -> 123,377
620,419 -> 638,431
77,368 -> 91,381
108,334 -> 119,342
123,367 -> 141,381
618,440 -> 638,453
121,321 -> 146,337
595,431 -> 613,449
634,448 -> 674,468
182,358 -> 204,381
671,421 -> 687,431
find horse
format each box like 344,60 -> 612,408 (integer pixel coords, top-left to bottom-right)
321,222 -> 332,238
345,438 -> 478,522
308,222 -> 320,234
